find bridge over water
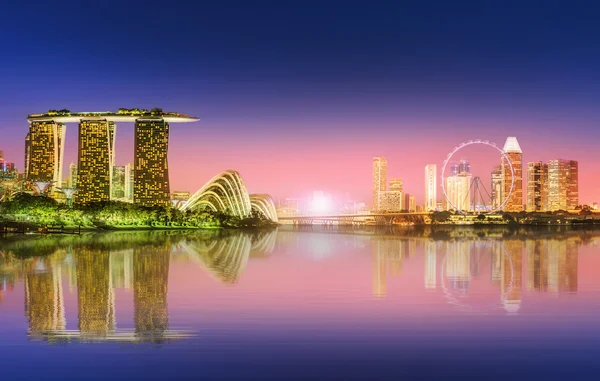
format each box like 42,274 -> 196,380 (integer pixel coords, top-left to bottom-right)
278,212 -> 433,225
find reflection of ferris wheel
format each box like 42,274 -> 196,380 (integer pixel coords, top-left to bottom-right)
440,241 -> 515,314
442,140 -> 514,214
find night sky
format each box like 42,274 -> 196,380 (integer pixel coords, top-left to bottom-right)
1,1 -> 599,204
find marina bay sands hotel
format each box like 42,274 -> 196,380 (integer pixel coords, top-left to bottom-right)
25,108 -> 199,206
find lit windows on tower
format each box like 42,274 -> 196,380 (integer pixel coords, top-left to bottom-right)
134,118 -> 170,207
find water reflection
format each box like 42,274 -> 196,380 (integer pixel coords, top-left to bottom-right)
0,226 -> 597,346
0,230 -> 277,343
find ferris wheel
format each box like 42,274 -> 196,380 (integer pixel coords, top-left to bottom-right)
441,139 -> 515,214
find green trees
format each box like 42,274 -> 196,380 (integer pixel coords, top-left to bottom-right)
0,193 -> 272,229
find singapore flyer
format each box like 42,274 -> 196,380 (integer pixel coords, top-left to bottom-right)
441,139 -> 515,214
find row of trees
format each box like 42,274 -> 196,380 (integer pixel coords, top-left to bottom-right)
0,193 -> 274,229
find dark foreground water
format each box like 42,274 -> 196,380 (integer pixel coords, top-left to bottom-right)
1,226 -> 599,380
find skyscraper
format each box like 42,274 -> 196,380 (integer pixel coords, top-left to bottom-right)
134,118 -> 170,207
389,178 -> 403,192
76,120 -> 116,203
68,162 -> 78,189
25,121 -> 66,191
490,165 -> 502,210
372,157 -> 387,211
424,164 -> 436,211
112,165 -> 126,200
501,137 -> 523,212
567,160 -> 578,209
125,163 -> 134,202
548,159 -> 578,210
445,173 -> 471,211
526,162 -> 548,211
379,191 -> 403,212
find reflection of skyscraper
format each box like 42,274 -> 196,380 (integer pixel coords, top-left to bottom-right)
25,261 -> 65,333
424,164 -> 437,211
134,245 -> 170,339
547,240 -> 578,293
372,157 -> 387,211
76,249 -> 115,335
110,249 -> 133,289
134,118 -> 170,206
526,240 -> 548,291
444,241 -> 471,291
502,240 -> 523,314
77,120 -> 116,203
424,241 -> 436,289
371,238 -> 404,297
502,137 -> 523,211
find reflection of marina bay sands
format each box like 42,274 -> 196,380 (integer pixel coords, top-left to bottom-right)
26,109 -> 198,205
21,231 -> 276,343
371,236 -> 579,313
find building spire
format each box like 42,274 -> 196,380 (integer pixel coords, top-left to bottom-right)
503,136 -> 522,153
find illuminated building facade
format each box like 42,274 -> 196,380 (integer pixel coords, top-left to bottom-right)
77,120 -> 116,203
379,190 -> 403,212
112,165 -> 126,200
68,162 -> 77,189
445,173 -> 471,211
125,163 -> 134,202
490,165 -> 502,210
389,178 -> 403,192
501,137 -> 523,212
25,121 -> 66,192
134,118 -> 170,206
372,157 -> 388,211
424,164 -> 436,211
277,198 -> 299,217
526,161 -> 548,211
548,159 -> 578,210
409,195 -> 416,213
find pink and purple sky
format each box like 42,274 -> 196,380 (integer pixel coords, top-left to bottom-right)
1,1 -> 599,205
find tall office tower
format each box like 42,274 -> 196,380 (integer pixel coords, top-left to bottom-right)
77,120 -> 116,203
24,133 -> 30,178
134,118 -> 170,207
278,198 -> 300,217
424,164 -> 437,211
372,157 -> 388,211
526,162 -> 549,211
566,160 -> 578,209
445,173 -> 472,211
0,150 -> 3,161
389,178 -> 403,192
501,137 -> 523,211
490,165 -> 503,210
548,159 -> 578,210
25,121 -> 66,190
112,165 -> 126,200
409,195 -> 417,213
379,191 -> 403,212
68,162 -> 78,189
124,163 -> 134,202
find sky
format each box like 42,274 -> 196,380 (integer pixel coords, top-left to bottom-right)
1,0 -> 599,205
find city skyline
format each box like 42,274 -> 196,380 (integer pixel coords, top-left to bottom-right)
2,2 -> 600,206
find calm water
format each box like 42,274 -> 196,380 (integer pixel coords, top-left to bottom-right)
1,226 -> 600,380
